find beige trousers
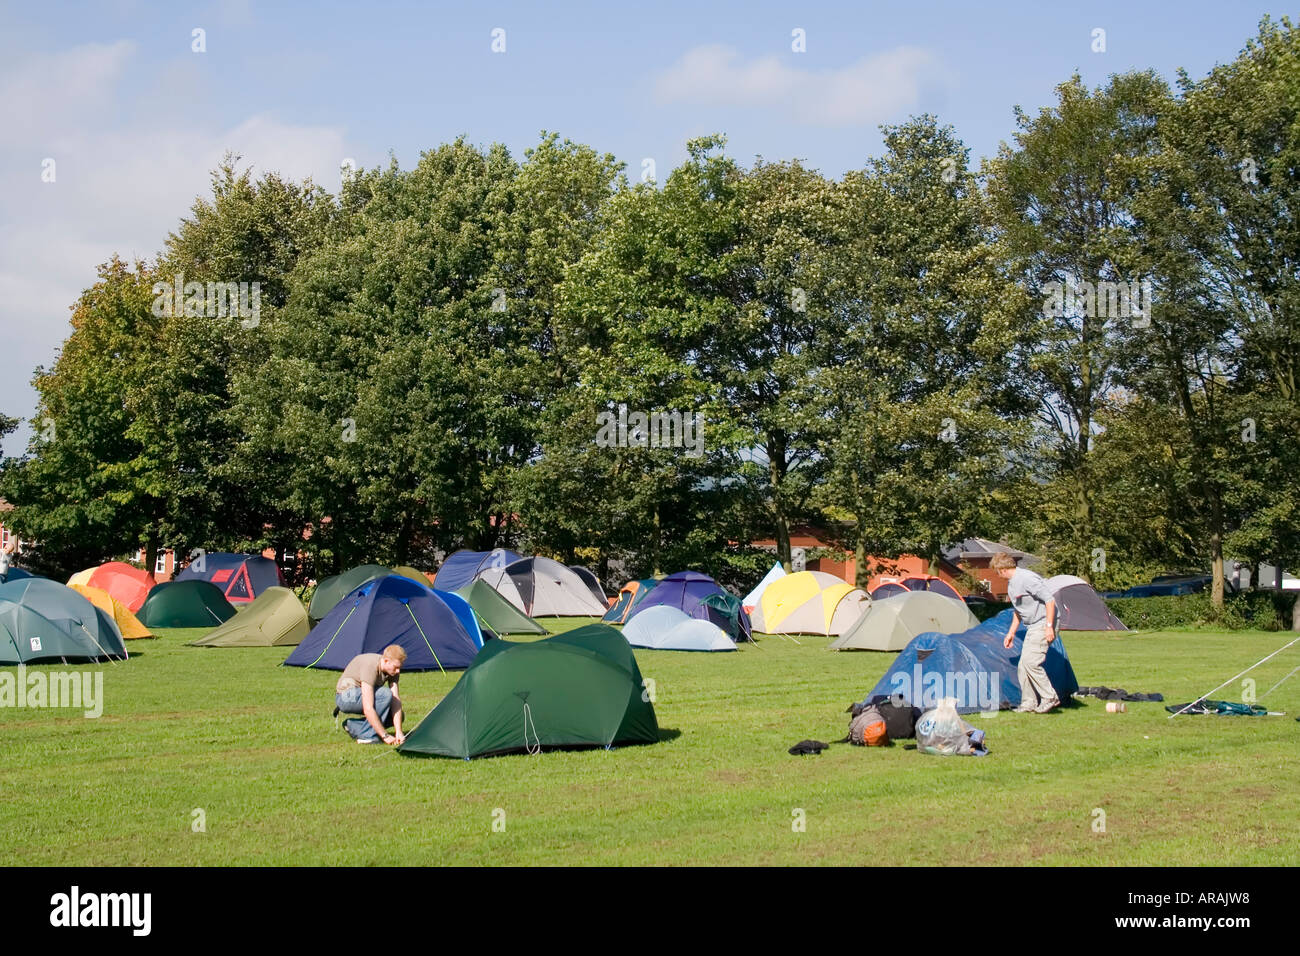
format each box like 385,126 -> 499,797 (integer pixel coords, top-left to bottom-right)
1018,621 -> 1058,709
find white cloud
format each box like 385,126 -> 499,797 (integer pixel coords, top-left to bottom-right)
654,43 -> 943,127
0,41 -> 352,437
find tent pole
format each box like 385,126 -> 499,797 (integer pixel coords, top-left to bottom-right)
1259,662 -> 1300,701
1168,634 -> 1300,718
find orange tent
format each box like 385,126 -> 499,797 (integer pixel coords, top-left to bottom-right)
69,584 -> 154,639
67,562 -> 157,612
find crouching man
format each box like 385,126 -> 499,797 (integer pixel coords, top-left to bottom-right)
336,644 -> 406,744
991,552 -> 1060,714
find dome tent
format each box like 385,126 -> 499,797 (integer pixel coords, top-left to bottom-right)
67,562 -> 157,612
863,609 -> 1079,713
175,553 -> 283,604
629,571 -> 753,640
0,578 -> 128,663
602,579 -> 658,624
397,624 -> 659,759
743,561 -> 787,611
138,580 -> 237,628
432,549 -> 523,592
869,574 -> 963,602
189,587 -> 310,647
454,579 -> 545,635
829,590 -> 978,652
68,584 -> 153,639
308,564 -> 395,622
1047,575 -> 1127,630
569,566 -> 608,606
284,575 -> 484,672
476,556 -> 608,617
622,606 -> 735,652
750,571 -> 871,636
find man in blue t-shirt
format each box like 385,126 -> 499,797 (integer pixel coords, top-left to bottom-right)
992,553 -> 1059,713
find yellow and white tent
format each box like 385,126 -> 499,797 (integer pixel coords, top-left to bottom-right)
749,570 -> 871,636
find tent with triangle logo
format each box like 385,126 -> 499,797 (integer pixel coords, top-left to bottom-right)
175,553 -> 283,605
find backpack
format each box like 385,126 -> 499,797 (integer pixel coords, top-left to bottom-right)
849,704 -> 889,746
878,694 -> 919,739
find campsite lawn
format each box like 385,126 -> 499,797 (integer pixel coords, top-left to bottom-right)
3,620 -> 1298,865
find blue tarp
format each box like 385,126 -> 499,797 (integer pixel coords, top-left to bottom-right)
865,609 -> 1079,713
432,549 -> 523,592
284,575 -> 484,672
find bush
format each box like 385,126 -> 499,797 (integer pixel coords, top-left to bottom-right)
1105,591 -> 1296,631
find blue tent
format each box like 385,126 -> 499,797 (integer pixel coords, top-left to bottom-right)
283,575 -> 484,672
175,552 -> 283,604
864,609 -> 1079,713
432,549 -> 523,592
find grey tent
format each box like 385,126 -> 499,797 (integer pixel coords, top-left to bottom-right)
477,557 -> 608,617
1047,575 -> 1127,631
830,590 -> 978,652
569,566 -> 608,606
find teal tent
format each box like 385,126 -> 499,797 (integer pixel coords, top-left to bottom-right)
0,578 -> 128,663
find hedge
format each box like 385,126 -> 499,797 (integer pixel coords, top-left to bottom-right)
1104,591 -> 1298,631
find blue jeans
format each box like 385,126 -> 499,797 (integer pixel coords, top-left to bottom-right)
336,686 -> 395,742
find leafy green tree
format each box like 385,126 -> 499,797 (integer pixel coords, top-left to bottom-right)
0,259 -> 164,576
818,117 -> 1028,586
986,72 -> 1169,580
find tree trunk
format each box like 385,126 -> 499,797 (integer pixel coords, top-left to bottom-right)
767,432 -> 792,571
775,516 -> 792,573
1292,593 -> 1300,632
854,537 -> 870,591
143,535 -> 158,579
652,503 -> 661,577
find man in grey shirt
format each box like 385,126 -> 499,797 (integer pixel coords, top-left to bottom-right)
992,553 -> 1059,713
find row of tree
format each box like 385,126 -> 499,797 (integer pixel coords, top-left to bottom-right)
2,17 -> 1297,603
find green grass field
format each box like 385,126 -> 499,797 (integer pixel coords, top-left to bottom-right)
3,619 -> 1298,866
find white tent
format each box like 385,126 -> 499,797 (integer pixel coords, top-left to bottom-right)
743,562 -> 787,611
829,591 -> 978,652
621,605 -> 736,652
476,556 -> 608,617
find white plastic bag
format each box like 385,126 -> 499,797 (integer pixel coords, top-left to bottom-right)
916,697 -> 973,756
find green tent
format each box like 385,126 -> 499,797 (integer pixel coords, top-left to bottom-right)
138,580 -> 236,629
455,579 -> 545,635
398,624 -> 660,759
308,564 -> 393,621
392,565 -> 432,585
188,587 -> 310,647
0,578 -> 128,663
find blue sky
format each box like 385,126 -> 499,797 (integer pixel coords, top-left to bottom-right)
0,0 -> 1287,443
